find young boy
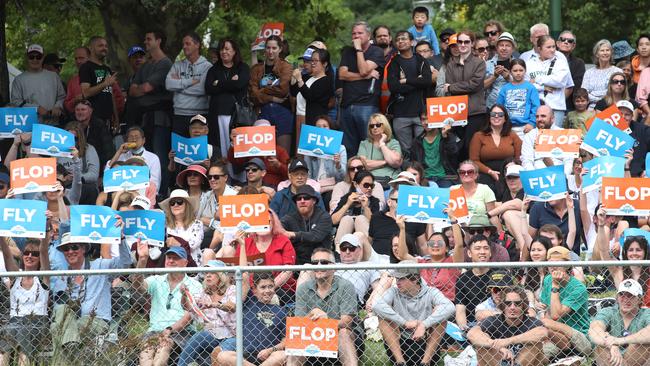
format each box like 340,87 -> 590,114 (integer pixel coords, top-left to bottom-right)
407,7 -> 440,56
564,88 -> 595,134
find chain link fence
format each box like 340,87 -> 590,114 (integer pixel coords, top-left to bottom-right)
0,261 -> 647,366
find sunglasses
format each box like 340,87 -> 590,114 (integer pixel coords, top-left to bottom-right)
60,244 -> 81,252
311,259 -> 333,265
169,199 -> 185,206
361,182 -> 373,189
427,240 -> 445,248
390,197 -> 398,203
491,287 -> 504,293
340,246 -> 357,253
504,300 -> 524,307
187,171 -> 203,177
490,111 -> 505,118
440,37 -> 450,43
294,195 -> 312,202
469,228 -> 493,235
28,54 -> 43,60
484,31 -> 499,37
208,174 -> 225,180
245,167 -> 260,173
558,37 -> 575,44
458,169 -> 476,176
457,40 -> 471,45
475,47 -> 488,53
23,250 -> 40,257
348,166 -> 363,172
369,123 -> 383,129
610,79 -> 626,85
166,292 -> 173,310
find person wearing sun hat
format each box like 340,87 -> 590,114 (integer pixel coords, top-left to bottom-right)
175,164 -> 209,199
161,189 -> 203,265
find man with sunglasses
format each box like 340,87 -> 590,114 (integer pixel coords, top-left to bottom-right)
589,279 -> 650,366
292,248 -> 359,366
475,271 -> 515,321
132,244 -> 202,365
373,260 -> 455,366
468,286 -> 548,366
556,31 -> 585,111
462,215 -> 511,262
243,158 -> 276,198
10,44 -> 66,123
483,21 -> 503,58
275,184 -> 332,265
270,158 -> 324,218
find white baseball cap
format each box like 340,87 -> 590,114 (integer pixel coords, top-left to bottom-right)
616,100 -> 634,112
505,164 -> 522,177
339,233 -> 361,248
27,44 -> 44,55
130,195 -> 151,210
618,278 -> 643,297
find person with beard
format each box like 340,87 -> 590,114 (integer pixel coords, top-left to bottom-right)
373,25 -> 397,64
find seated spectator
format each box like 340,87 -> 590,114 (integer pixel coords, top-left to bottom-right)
132,245 -> 202,366
539,246 -> 591,360
469,104 -> 522,193
589,279 -> 650,366
520,105 -> 573,174
61,120 -> 100,204
452,160 -> 502,231
331,170 -> 380,249
168,114 -> 220,177
0,235 -> 50,365
196,160 -> 238,246
373,260 -> 455,366
330,156 -> 385,214
303,115 -> 347,204
409,111 -> 459,187
274,185 -> 333,265
177,260 -> 236,366
486,163 -> 526,249
242,158 -> 276,199
564,88 -> 595,134
107,126 -> 162,194
404,161 -> 431,187
475,271 -> 517,321
270,158 -> 325,218
161,189 -> 203,265
467,286 -> 548,366
290,248 -> 359,366
214,271 -> 286,366
174,164 -> 209,203
462,215 -> 511,262
496,59 -> 539,138
358,113 -> 403,185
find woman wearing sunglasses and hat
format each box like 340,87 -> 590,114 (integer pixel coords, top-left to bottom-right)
175,164 -> 210,203
163,189 -> 203,266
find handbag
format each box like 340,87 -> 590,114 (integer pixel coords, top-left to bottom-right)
230,94 -> 257,129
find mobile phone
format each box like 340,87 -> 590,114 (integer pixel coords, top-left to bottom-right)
496,59 -> 511,70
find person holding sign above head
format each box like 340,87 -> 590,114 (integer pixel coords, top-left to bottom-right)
357,113 -> 403,184
521,105 -> 573,175
162,189 -> 203,266
108,126 -> 161,194
373,260 -> 455,366
469,104 -> 522,192
168,114 -> 219,180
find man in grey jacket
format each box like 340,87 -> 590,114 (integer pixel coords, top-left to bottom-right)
373,260 -> 455,366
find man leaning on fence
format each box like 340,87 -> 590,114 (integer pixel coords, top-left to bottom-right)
467,286 -> 548,366
372,259 -> 455,366
589,278 -> 650,366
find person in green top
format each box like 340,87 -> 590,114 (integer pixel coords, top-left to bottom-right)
589,278 -> 650,365
409,112 -> 460,188
539,246 -> 592,359
357,113 -> 403,182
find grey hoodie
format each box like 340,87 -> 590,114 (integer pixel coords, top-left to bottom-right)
165,56 -> 212,116
373,283 -> 454,329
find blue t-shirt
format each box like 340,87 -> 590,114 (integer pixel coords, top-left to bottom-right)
243,297 -> 287,353
408,24 -> 440,55
496,82 -> 540,127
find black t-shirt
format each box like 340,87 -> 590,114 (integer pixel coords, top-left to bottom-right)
480,314 -> 543,340
594,98 -> 638,111
339,45 -> 386,107
333,192 -> 380,217
455,269 -> 493,323
368,211 -> 426,260
79,61 -> 115,120
498,188 -> 525,203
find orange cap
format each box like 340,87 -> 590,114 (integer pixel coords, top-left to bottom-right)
448,33 -> 458,46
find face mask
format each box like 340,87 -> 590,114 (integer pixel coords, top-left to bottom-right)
132,146 -> 145,155
149,246 -> 161,260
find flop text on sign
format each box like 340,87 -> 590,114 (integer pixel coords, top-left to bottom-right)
285,317 -> 339,358
426,95 -> 468,128
601,177 -> 650,216
0,199 -> 47,238
585,104 -> 631,133
251,22 -> 284,51
10,157 -> 58,195
448,187 -> 470,224
219,194 -> 271,232
534,129 -> 581,158
233,126 -> 276,158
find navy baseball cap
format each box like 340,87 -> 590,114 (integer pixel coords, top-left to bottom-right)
128,46 -> 145,57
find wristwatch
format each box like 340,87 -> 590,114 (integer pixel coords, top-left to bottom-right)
551,287 -> 560,294
355,49 -> 363,52
165,326 -> 173,333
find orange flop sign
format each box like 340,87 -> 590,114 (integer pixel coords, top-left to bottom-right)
426,95 -> 468,128
448,186 -> 470,224
534,129 -> 581,159
219,194 -> 270,233
233,126 -> 276,158
585,104 -> 631,134
285,317 -> 339,358
10,157 -> 58,195
601,177 -> 650,216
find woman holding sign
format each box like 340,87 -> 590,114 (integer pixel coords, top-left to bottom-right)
357,113 -> 403,184
595,72 -> 637,112
452,160 -> 503,231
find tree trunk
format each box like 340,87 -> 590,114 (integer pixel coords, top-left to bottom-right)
0,0 -> 9,106
97,0 -> 210,79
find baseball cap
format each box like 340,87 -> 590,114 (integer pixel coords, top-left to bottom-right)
130,195 -> 151,210
488,271 -> 514,288
618,278 -> 643,297
246,158 -> 267,171
289,158 -> 309,173
309,40 -> 327,50
205,259 -> 226,268
292,185 -> 318,202
616,100 -> 634,112
496,32 -> 517,48
27,44 -> 44,55
299,48 -> 315,61
547,246 -> 571,261
388,171 -> 419,186
448,34 -> 458,46
128,46 -> 146,57
505,164 -> 522,177
340,233 -> 361,248
43,53 -> 66,66
390,260 -> 420,279
254,119 -> 271,127
439,28 -> 455,39
468,215 -> 496,229
166,246 -> 188,260
189,114 -> 207,125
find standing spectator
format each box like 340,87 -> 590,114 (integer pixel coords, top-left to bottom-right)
64,46 -> 90,114
43,53 -> 66,76
373,25 -> 397,64
339,21 -> 386,156
205,38 -> 250,156
521,105 -> 573,174
249,35 -> 293,152
357,113 -> 403,182
290,48 -> 334,125
410,112 -> 459,187
483,20 -> 504,59
496,59 -> 539,137
556,31 -> 585,110
521,24 -> 566,63
387,31 -> 432,156
631,34 -> 650,83
10,44 -> 66,124
582,39 -> 622,110
73,99 -> 115,168
485,32 -> 516,109
373,260 -> 455,366
469,105 -> 522,192
442,30 -> 486,157
468,286 -> 548,366
124,46 -> 146,92
107,126 -> 161,193
407,7 -> 440,55
473,38 -> 490,61
165,32 -> 212,137
79,36 -> 120,132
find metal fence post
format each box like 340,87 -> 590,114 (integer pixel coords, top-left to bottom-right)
235,268 -> 244,366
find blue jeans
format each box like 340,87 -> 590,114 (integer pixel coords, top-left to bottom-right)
177,330 -> 225,366
340,104 -> 378,156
